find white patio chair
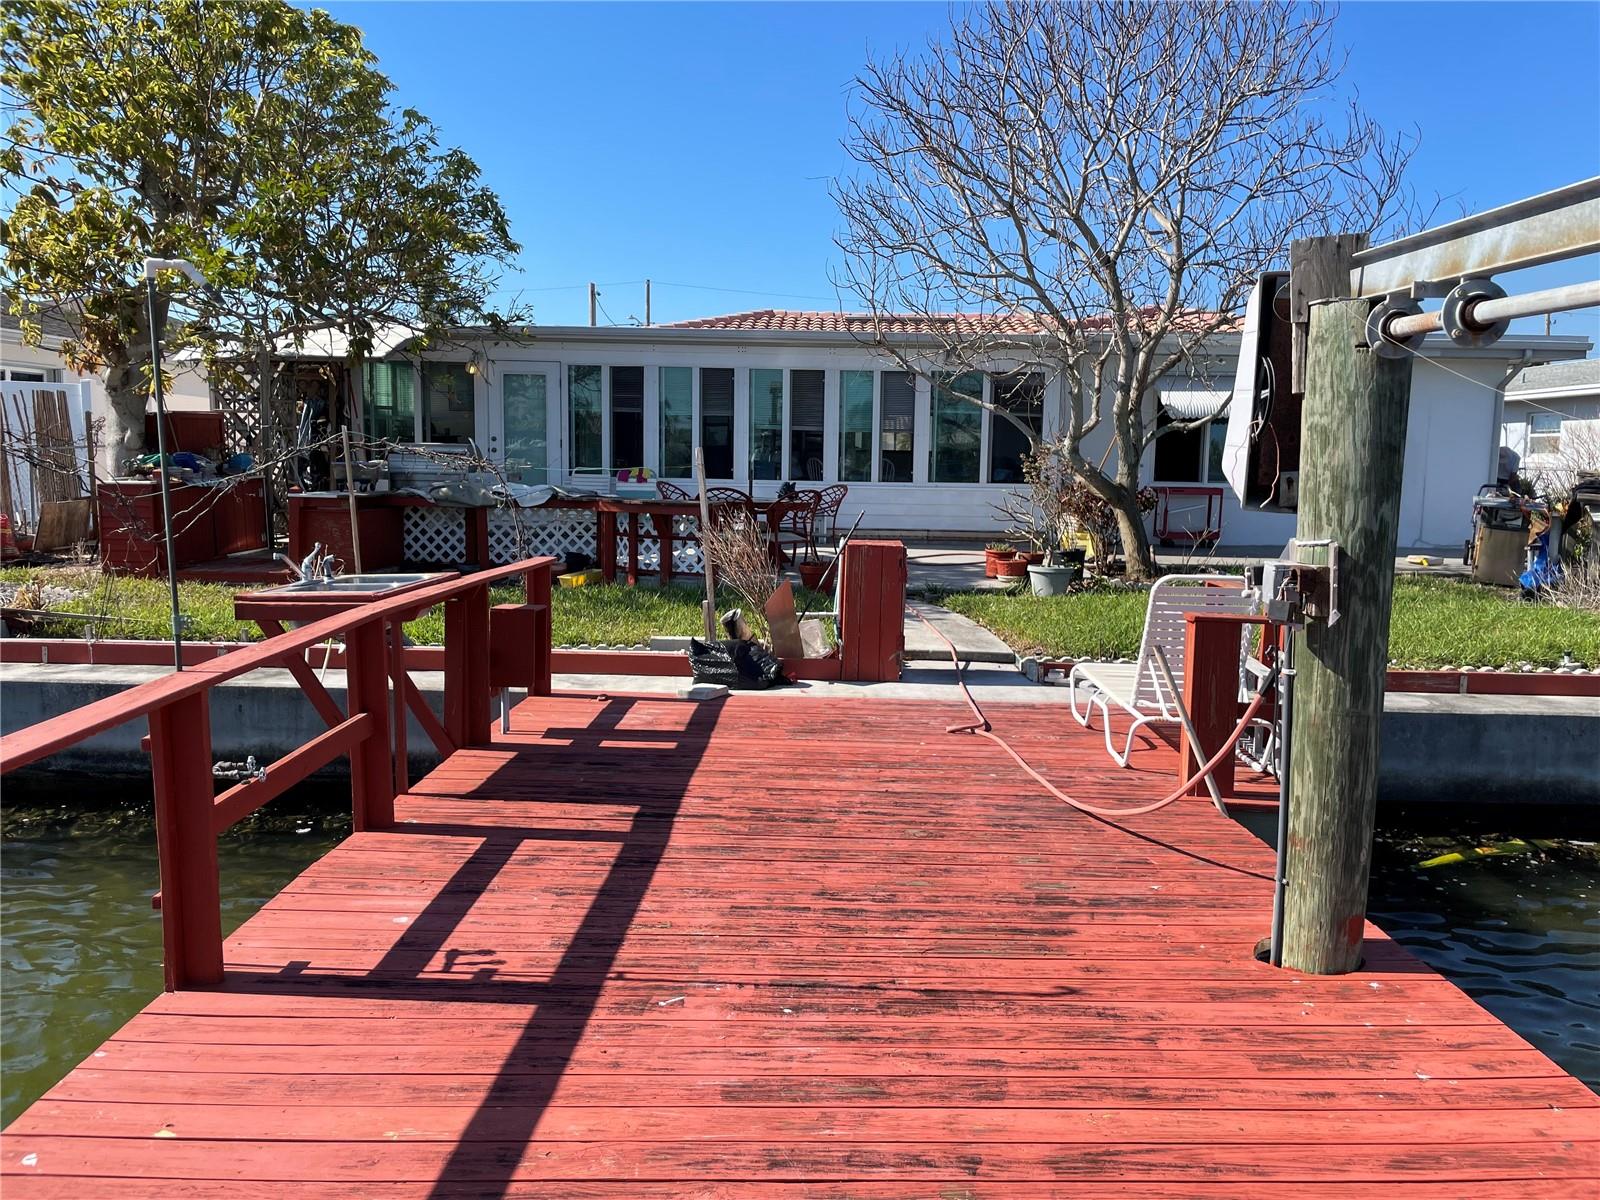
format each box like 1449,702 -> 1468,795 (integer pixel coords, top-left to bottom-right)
1067,574 -> 1258,767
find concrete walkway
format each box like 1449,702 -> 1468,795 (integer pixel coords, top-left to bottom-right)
898,539 -> 1472,593
903,600 -> 1016,664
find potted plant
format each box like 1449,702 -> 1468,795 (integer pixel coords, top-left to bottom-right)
983,542 -> 1013,577
796,555 -> 828,591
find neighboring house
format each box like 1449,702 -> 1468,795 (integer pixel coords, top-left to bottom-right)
1500,358 -> 1600,494
1,301 -> 211,473
344,310 -> 1588,554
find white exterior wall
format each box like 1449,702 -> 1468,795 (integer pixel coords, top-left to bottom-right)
398,328 -> 1588,550
1503,397 -> 1600,489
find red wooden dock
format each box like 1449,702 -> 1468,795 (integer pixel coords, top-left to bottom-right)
4,692 -> 1597,1196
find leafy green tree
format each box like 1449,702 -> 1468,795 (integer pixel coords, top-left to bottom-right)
2,0 -> 520,459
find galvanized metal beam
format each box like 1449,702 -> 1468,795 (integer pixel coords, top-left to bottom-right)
1350,177 -> 1600,299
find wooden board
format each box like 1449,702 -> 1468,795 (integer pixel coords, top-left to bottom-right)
3,694 -> 1595,1197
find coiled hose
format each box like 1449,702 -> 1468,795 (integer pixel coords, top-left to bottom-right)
908,606 -> 1273,819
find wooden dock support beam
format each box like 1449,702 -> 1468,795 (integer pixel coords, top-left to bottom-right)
1280,297 -> 1413,974
149,693 -> 223,990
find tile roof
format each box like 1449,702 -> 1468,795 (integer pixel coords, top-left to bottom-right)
657,308 -> 1238,335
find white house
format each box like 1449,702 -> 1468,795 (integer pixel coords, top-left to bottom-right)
1500,358 -> 1600,493
354,309 -> 1590,553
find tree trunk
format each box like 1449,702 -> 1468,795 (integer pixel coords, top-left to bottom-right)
1114,498 -> 1157,580
101,292 -> 161,469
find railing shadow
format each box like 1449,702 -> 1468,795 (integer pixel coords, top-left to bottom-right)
221,692 -> 724,1199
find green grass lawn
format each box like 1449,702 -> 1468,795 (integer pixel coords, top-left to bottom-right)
0,566 -> 824,648
942,576 -> 1600,669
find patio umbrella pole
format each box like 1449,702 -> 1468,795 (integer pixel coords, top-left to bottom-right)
694,447 -> 717,641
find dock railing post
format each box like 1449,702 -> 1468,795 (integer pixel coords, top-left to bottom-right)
443,581 -> 493,748
346,615 -> 396,831
1280,297 -> 1413,974
525,559 -> 553,697
148,693 -> 223,989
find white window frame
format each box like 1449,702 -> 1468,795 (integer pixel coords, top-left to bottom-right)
1527,412 -> 1563,456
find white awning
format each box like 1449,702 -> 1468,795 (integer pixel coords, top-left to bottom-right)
1160,380 -> 1230,422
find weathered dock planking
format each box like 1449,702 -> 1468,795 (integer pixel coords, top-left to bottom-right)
4,692 -> 1596,1196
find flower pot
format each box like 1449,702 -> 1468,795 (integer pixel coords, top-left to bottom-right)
796,559 -> 828,591
983,547 -> 1010,578
1028,563 -> 1082,596
995,555 -> 1028,579
1017,550 -> 1046,566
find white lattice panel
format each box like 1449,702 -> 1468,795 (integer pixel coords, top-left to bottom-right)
403,507 -> 467,564
487,507 -> 597,565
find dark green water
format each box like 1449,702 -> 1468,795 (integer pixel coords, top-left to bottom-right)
3,786 -> 1597,1128
1,781 -> 348,1126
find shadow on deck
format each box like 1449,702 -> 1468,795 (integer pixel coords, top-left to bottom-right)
3,692 -> 1595,1196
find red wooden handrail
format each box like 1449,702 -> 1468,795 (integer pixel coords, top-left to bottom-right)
0,557 -> 556,773
1,556 -> 556,990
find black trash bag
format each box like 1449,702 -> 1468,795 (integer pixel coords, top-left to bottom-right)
688,638 -> 790,690
563,551 -> 594,572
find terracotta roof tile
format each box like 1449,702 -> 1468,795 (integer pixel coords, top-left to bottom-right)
658,308 -> 1236,335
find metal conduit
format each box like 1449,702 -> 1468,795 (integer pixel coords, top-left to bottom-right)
1384,278 -> 1600,341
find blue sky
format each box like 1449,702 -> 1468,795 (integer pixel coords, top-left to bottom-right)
324,1 -> 1600,342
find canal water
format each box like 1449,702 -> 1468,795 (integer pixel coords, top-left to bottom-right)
3,783 -> 1597,1126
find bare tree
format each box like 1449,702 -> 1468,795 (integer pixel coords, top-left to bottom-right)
834,1 -> 1415,578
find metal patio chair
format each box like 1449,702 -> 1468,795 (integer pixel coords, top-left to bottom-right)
1066,574 -> 1257,767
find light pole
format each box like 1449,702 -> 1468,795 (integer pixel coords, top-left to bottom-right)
142,257 -> 209,672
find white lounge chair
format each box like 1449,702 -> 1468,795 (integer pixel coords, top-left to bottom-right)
1067,574 -> 1258,767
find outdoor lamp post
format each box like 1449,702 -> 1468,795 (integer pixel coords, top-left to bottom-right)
142,257 -> 210,672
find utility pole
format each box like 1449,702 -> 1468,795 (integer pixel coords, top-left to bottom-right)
645,279 -> 652,328
1280,295 -> 1412,974
588,283 -> 597,327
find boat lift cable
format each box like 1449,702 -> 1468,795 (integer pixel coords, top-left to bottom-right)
906,606 -> 1277,821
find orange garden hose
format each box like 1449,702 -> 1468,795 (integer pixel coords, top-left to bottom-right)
908,607 -> 1274,820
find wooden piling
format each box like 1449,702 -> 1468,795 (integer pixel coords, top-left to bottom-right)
1280,297 -> 1414,974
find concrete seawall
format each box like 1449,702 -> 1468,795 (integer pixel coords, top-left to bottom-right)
2,663 -> 1595,805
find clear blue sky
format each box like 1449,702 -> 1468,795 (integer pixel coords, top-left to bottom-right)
323,1 -> 1600,342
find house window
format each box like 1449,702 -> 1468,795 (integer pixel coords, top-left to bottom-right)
363,362 -> 416,443
988,373 -> 1043,483
700,367 -> 735,478
789,369 -> 825,480
609,365 -> 644,470
1528,413 -> 1563,456
750,368 -> 784,480
880,371 -> 916,483
660,366 -> 693,477
569,365 -> 602,470
932,372 -> 983,483
420,363 -> 474,443
4,369 -> 48,383
839,370 -> 874,482
1153,408 -> 1229,483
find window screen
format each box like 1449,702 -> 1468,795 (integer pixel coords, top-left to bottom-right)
839,370 -> 874,482
880,371 -> 915,483
364,362 -> 415,443
988,373 -> 1043,483
610,365 -> 644,471
932,372 -> 982,483
789,369 -> 825,480
421,363 -> 474,443
700,368 -> 735,478
750,368 -> 784,480
660,366 -> 693,477
569,365 -> 602,470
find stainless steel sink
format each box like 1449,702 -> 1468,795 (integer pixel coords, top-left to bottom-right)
268,573 -> 440,594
